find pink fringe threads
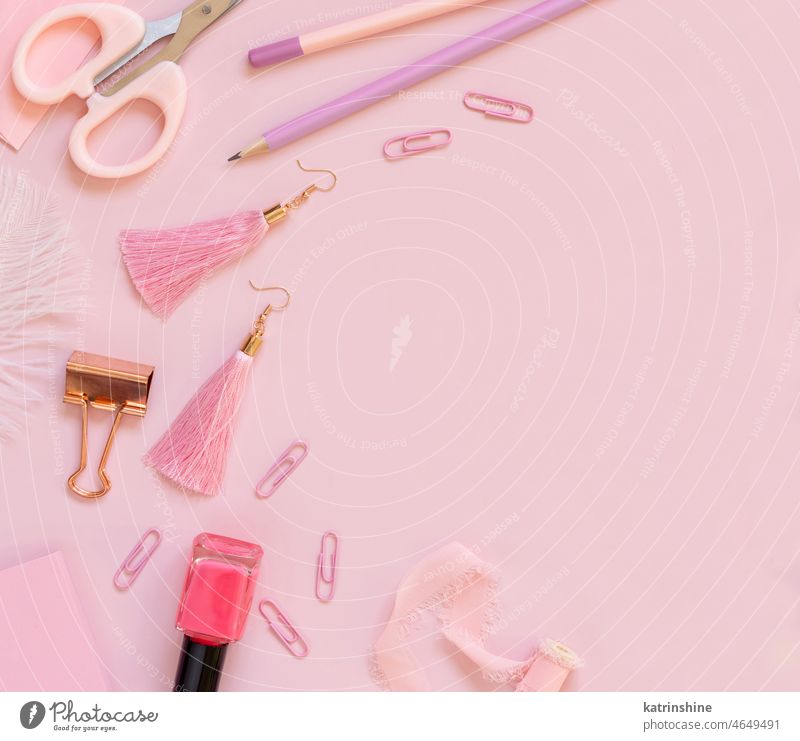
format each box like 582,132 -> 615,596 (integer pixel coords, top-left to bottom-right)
144,294 -> 287,496
121,210 -> 269,320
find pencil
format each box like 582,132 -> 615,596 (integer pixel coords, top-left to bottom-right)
248,0 -> 489,68
229,0 -> 591,161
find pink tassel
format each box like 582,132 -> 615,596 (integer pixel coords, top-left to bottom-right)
144,350 -> 254,496
143,288 -> 289,497
120,211 -> 268,319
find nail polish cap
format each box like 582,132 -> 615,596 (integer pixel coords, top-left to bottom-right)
173,636 -> 228,692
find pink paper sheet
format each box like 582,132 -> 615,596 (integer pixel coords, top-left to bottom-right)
0,1 -> 110,150
0,552 -> 107,691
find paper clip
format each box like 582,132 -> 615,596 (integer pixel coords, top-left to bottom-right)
63,351 -> 154,499
255,440 -> 309,498
383,129 -> 452,159
258,599 -> 310,658
463,91 -> 534,123
315,531 -> 339,602
113,528 -> 162,591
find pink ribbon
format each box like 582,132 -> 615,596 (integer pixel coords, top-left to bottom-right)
371,542 -> 581,691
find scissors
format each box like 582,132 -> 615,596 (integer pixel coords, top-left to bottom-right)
13,0 -> 242,179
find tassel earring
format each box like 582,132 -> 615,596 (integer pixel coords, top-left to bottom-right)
120,161 -> 335,320
143,284 -> 290,497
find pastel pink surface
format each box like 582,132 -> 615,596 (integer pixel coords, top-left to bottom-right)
0,553 -> 108,691
0,0 -> 799,692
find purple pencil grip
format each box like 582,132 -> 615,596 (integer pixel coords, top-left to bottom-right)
249,37 -> 304,68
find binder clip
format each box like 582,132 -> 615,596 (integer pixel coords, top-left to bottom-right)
63,351 -> 154,499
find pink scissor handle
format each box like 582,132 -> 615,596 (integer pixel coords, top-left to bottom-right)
69,61 -> 187,179
13,3 -> 146,105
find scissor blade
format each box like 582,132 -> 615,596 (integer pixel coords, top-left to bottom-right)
93,12 -> 182,86
101,0 -> 244,97
168,0 -> 245,58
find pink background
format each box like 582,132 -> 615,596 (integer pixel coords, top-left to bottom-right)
1,0 -> 799,691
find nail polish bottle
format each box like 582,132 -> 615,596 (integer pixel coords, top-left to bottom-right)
173,532 -> 263,692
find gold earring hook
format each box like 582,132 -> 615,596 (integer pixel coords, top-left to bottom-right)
263,162 -> 338,224
296,160 -> 337,192
242,284 -> 292,357
248,282 -> 291,311
282,161 -> 338,210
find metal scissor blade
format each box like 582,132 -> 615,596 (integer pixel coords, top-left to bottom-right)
165,0 -> 245,62
101,0 -> 244,96
94,12 -> 182,86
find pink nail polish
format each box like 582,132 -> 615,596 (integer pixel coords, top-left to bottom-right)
174,533 -> 263,692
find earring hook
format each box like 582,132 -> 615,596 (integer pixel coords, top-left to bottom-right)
243,284 -> 291,356
296,160 -> 337,192
249,282 -> 291,312
282,161 -> 338,210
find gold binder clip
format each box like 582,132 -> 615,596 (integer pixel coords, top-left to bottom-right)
63,351 -> 154,499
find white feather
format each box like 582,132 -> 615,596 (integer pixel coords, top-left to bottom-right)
0,168 -> 76,440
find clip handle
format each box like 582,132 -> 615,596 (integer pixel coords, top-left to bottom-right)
13,3 -> 145,105
68,61 -> 187,178
67,397 -> 128,499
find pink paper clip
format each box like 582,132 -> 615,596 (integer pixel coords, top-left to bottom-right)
383,129 -> 452,159
113,528 -> 162,590
255,440 -> 309,498
316,531 -> 339,602
463,91 -> 534,123
258,599 -> 310,658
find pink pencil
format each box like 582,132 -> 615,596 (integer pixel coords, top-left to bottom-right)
249,0 -> 489,68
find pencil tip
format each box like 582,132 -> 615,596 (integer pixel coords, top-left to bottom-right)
227,152 -> 241,162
